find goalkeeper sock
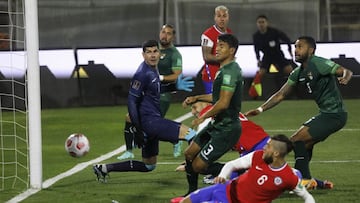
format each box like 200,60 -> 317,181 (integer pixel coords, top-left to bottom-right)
107,160 -> 151,172
294,141 -> 311,179
184,128 -> 196,141
185,159 -> 198,195
124,121 -> 134,150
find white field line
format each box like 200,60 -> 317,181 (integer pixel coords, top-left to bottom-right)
6,112 -> 359,202
7,112 -> 193,203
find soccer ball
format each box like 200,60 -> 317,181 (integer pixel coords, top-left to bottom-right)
65,133 -> 90,157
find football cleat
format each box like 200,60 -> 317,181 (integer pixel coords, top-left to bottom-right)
173,141 -> 183,158
301,178 -> 318,190
93,164 -> 108,183
117,151 -> 135,160
170,196 -> 184,203
203,174 -> 215,185
323,180 -> 334,189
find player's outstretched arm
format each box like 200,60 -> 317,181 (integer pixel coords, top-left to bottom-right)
245,82 -> 293,117
336,66 -> 353,85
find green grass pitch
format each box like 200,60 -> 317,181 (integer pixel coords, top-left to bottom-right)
1,99 -> 360,202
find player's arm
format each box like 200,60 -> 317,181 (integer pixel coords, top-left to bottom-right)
214,152 -> 254,183
201,34 -> 218,64
127,75 -> 146,129
335,66 -> 353,85
245,82 -> 294,117
292,180 -> 316,203
161,69 -> 181,82
252,34 -> 262,66
193,90 -> 232,126
182,94 -> 213,107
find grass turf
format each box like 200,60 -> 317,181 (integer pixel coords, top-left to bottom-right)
1,99 -> 360,202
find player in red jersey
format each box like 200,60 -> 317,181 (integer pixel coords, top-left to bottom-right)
201,5 -> 233,94
180,134 -> 315,203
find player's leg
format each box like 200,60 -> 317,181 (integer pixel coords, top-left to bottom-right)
291,112 -> 347,188
93,137 -> 159,182
180,183 -> 228,203
290,125 -> 314,180
117,114 -> 135,160
183,140 -> 203,196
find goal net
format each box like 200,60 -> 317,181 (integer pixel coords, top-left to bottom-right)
0,0 -> 42,192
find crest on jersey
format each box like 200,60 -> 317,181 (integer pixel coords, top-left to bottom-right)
160,53 -> 166,59
132,80 -> 141,90
307,72 -> 313,80
203,38 -> 209,46
274,177 -> 283,185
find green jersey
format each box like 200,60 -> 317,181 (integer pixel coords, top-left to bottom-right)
212,61 -> 243,120
158,45 -> 182,76
288,55 -> 345,113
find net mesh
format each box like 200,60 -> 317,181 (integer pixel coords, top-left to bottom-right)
0,0 -> 29,191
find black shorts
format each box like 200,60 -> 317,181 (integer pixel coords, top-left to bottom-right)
261,53 -> 291,72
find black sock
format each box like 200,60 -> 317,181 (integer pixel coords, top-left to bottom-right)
124,121 -> 134,150
203,162 -> 224,176
294,141 -> 311,179
185,159 -> 198,195
307,147 -> 313,161
107,160 -> 150,172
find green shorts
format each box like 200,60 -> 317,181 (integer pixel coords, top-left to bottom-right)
193,118 -> 241,164
304,112 -> 347,142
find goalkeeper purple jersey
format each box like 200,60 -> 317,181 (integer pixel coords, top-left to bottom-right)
128,61 -> 162,127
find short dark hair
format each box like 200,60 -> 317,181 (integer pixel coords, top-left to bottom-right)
271,134 -> 293,155
256,14 -> 268,21
218,33 -> 239,54
298,36 -> 316,52
142,40 -> 159,52
162,24 -> 176,35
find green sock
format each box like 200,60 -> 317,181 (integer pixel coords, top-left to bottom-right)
294,141 -> 311,179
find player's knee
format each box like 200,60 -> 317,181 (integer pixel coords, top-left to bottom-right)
145,164 -> 156,171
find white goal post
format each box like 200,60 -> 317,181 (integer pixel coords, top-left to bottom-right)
25,0 -> 42,189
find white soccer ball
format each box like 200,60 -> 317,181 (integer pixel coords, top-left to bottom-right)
65,133 -> 90,157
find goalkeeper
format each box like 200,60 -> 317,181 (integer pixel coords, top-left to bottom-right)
93,40 -> 195,182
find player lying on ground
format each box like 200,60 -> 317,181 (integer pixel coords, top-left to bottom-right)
180,134 -> 315,203
176,101 -> 333,189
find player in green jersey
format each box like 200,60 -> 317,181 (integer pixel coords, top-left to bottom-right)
178,33 -> 243,197
245,36 -> 353,189
117,24 -> 184,160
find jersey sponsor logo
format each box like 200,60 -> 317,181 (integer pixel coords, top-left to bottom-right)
255,165 -> 263,171
307,72 -> 313,80
299,78 -> 306,81
274,176 -> 283,185
223,74 -> 231,85
131,80 -> 141,90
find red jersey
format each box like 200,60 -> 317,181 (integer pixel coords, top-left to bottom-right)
198,105 -> 268,154
234,113 -> 269,153
201,25 -> 232,82
226,151 -> 299,203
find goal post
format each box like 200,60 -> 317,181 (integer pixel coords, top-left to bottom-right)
25,0 -> 42,189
